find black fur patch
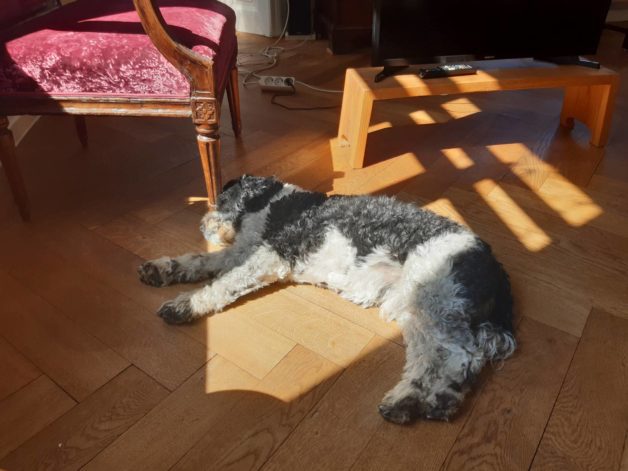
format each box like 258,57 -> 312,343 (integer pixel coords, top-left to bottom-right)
222,177 -> 241,193
448,381 -> 463,393
263,193 -> 462,265
450,242 -> 514,333
218,176 -> 284,231
242,180 -> 284,214
263,191 -> 329,263
320,196 -> 462,262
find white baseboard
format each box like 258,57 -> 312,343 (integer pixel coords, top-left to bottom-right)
8,116 -> 40,146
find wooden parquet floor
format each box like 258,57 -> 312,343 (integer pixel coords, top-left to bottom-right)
1,31 -> 627,470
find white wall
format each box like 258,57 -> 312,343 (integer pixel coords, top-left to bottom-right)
222,0 -> 286,37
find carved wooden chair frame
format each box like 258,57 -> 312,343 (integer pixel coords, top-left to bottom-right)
0,0 -> 241,220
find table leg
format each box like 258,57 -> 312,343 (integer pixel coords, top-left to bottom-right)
338,68 -> 375,169
561,81 -> 618,147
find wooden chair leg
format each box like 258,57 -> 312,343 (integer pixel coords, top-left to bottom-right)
0,117 -> 30,221
74,116 -> 88,147
226,67 -> 242,137
196,124 -> 222,206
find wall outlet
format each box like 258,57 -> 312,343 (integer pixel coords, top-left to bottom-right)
258,75 -> 295,93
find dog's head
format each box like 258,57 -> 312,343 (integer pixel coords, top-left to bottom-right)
200,175 -> 284,244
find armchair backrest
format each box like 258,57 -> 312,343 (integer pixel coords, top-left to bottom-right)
132,0 -> 215,95
0,0 -> 58,29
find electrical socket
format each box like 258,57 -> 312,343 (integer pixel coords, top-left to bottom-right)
258,75 -> 295,93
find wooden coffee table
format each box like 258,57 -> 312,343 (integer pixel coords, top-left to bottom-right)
337,63 -> 619,169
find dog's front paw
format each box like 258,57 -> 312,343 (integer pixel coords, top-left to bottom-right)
157,298 -> 194,324
138,257 -> 178,287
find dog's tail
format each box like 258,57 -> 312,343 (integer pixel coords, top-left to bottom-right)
476,323 -> 516,361
478,268 -> 517,361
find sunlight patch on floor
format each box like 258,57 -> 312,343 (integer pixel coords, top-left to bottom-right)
488,143 -> 603,227
368,121 -> 393,133
421,197 -> 468,226
204,355 -> 257,394
186,196 -> 208,205
475,181 -> 552,251
536,176 -> 603,226
407,109 -> 448,124
442,147 -> 475,169
487,142 -> 529,166
361,152 -> 428,194
440,97 -> 482,118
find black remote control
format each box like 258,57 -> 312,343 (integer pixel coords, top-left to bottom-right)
419,64 -> 477,79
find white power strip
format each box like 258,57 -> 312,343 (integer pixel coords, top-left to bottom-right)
258,75 -> 295,93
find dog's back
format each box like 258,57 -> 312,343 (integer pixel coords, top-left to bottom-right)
262,189 -> 514,344
258,185 -> 516,423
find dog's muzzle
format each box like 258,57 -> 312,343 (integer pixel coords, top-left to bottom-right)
200,211 -> 236,245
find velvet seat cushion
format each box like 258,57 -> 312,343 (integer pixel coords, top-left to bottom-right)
0,0 -> 236,99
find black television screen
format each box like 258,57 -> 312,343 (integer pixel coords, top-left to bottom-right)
372,0 -> 612,66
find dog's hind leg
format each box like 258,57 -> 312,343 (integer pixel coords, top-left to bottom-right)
156,245 -> 290,324
376,231 -> 492,423
138,252 -> 230,287
378,322 -> 485,424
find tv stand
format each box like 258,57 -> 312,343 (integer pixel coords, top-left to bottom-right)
374,65 -> 409,83
337,63 -> 618,169
535,56 -> 600,69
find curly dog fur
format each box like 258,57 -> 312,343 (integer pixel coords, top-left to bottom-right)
139,175 -> 516,424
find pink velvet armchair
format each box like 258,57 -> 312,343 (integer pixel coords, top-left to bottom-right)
0,0 -> 241,220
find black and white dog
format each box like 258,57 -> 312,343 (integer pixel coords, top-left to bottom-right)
139,175 -> 516,424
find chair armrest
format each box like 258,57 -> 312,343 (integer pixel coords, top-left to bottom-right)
132,0 -> 215,94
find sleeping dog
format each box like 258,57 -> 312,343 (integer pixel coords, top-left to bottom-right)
138,175 -> 516,424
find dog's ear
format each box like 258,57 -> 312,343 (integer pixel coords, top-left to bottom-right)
219,175 -> 283,214
238,174 -> 255,187
217,177 -> 246,213
222,178 -> 241,193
